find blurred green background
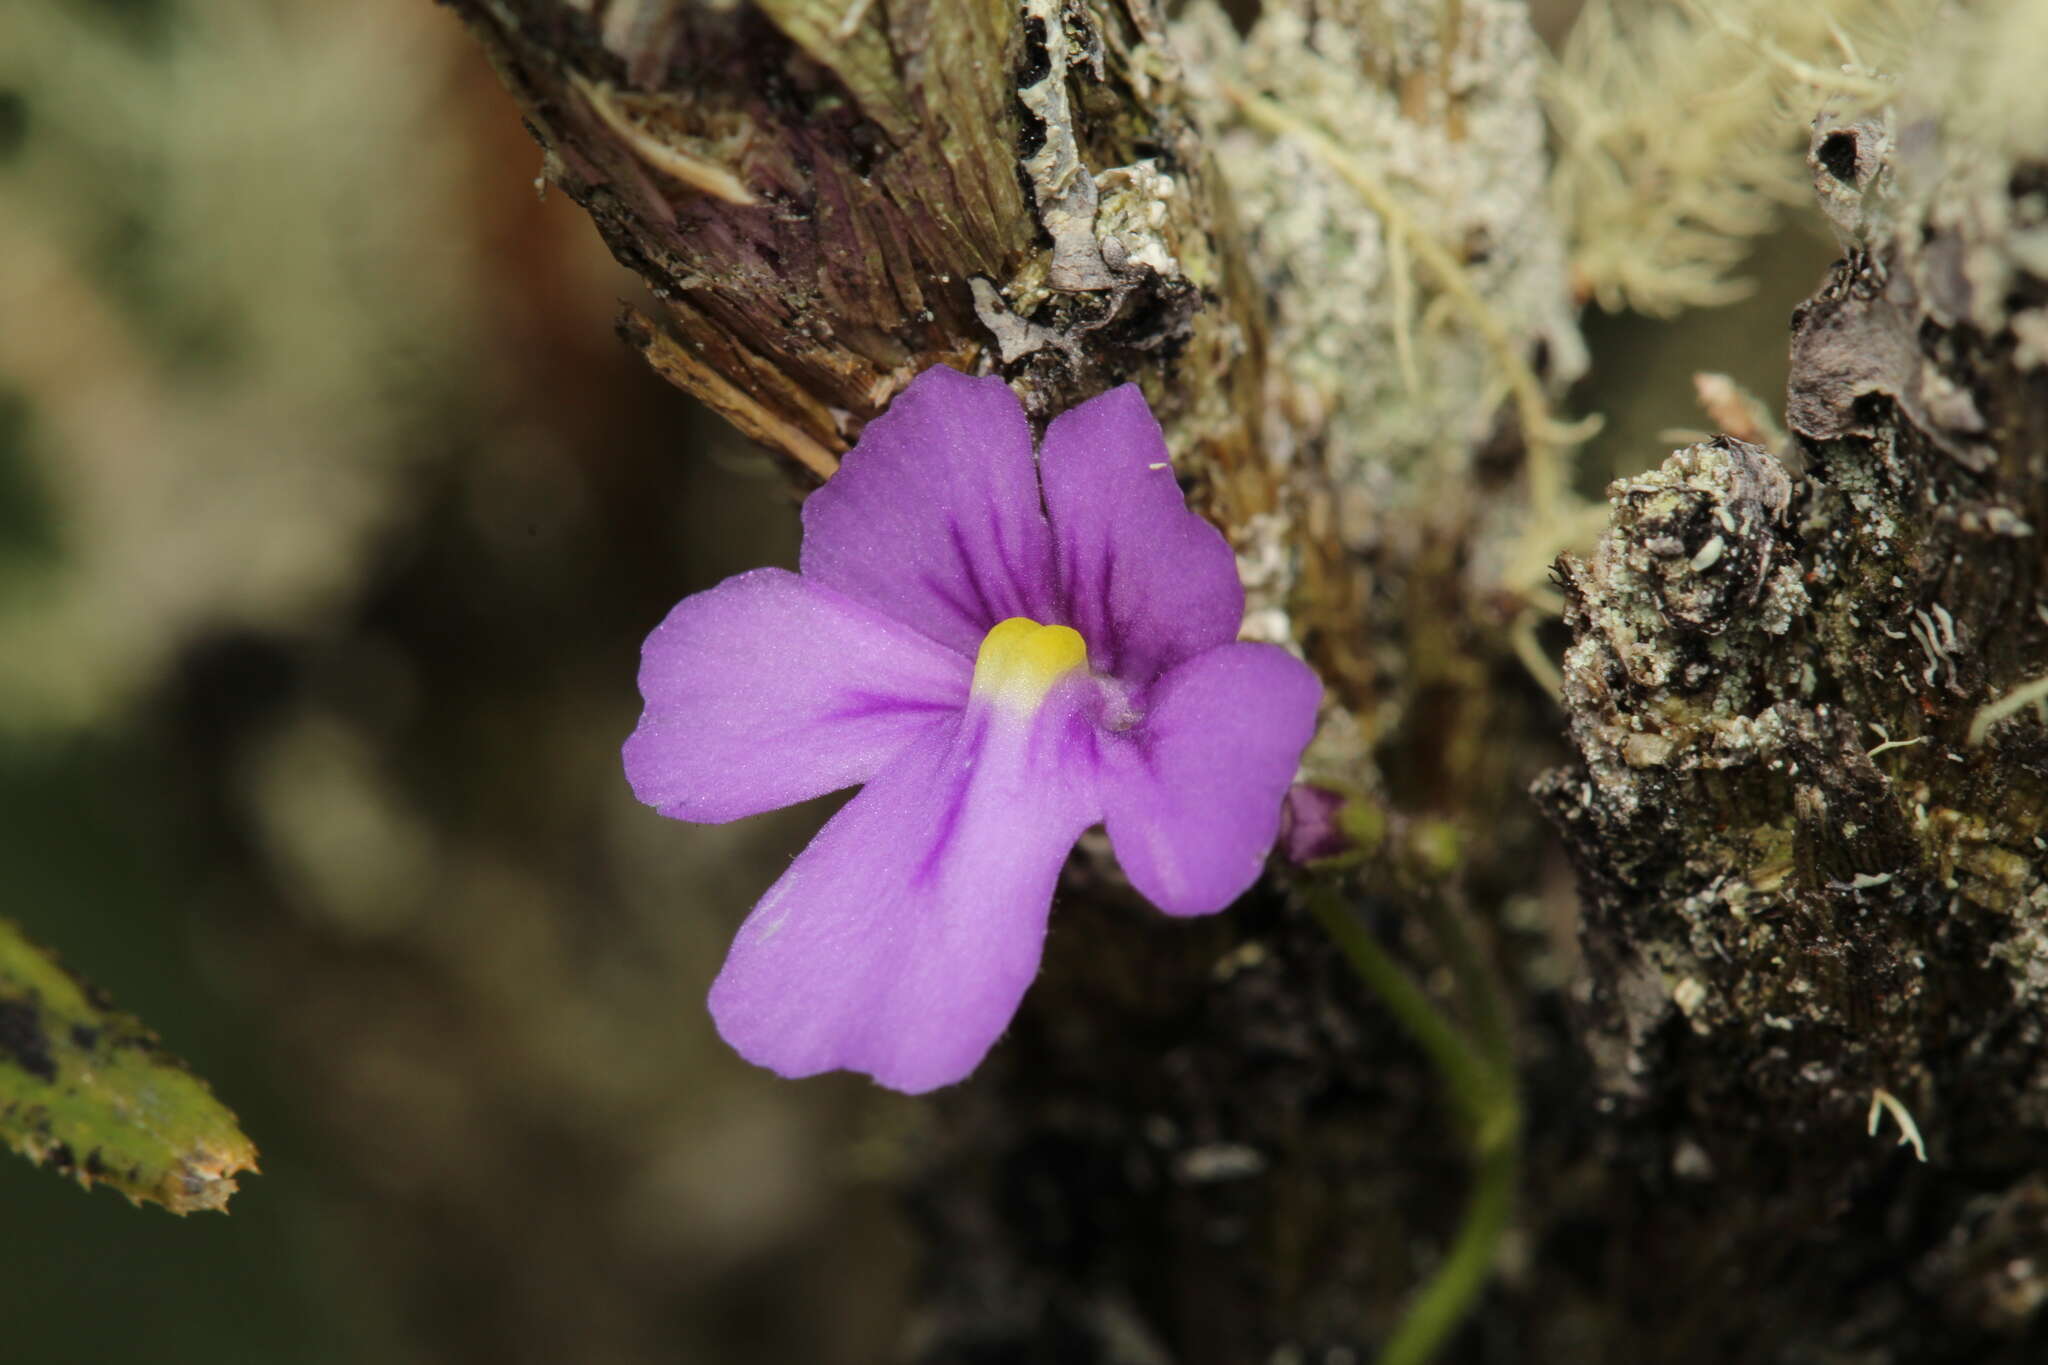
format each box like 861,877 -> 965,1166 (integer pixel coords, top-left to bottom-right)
0,2 -> 1833,1362
0,3 -> 914,1361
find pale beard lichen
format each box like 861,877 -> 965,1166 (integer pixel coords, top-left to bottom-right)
1549,0 -> 1937,319
1175,0 -> 1586,554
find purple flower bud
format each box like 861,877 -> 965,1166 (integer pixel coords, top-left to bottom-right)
1280,783 -> 1355,865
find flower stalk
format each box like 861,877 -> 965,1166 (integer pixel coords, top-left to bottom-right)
1307,883 -> 1522,1365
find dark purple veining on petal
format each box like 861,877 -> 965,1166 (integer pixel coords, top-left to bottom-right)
795,366 -> 1055,658
1092,539 -> 1122,676
910,709 -> 985,889
945,516 -> 1005,629
822,692 -> 966,725
986,497 -> 1030,616
1038,384 -> 1246,685
624,567 -> 970,824
912,568 -> 993,646
1098,642 -> 1321,916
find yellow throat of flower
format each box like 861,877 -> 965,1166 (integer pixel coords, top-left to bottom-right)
971,617 -> 1088,714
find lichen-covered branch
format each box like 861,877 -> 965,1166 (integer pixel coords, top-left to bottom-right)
1539,66 -> 2048,1354
439,0 -> 1270,525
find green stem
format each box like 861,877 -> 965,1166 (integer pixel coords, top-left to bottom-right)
1306,889 -> 1498,1132
1411,893 -> 1514,1072
1374,1119 -> 1520,1365
1305,885 -> 1522,1365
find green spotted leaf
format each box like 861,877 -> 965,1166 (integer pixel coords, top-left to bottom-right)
0,916 -> 257,1214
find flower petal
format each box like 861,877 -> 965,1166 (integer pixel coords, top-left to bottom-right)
1040,385 -> 1245,682
801,367 -> 1056,657
707,693 -> 1100,1093
1100,643 -> 1322,916
625,568 -> 970,824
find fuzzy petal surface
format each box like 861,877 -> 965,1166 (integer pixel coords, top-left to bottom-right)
1100,643 -> 1322,915
800,367 -> 1056,657
707,691 -> 1101,1093
1040,385 -> 1245,683
625,568 -> 971,824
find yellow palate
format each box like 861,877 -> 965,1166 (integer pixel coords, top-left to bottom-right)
971,617 -> 1088,714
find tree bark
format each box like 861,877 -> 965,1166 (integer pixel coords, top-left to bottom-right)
443,1 -> 2048,1360
1534,106 -> 2048,1360
445,0 -> 1271,515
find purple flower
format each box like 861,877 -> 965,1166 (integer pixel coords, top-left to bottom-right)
624,367 -> 1321,1093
